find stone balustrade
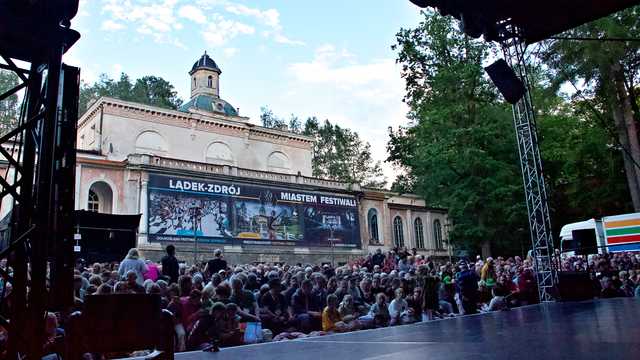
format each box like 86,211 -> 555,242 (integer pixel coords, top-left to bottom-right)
128,154 -> 360,192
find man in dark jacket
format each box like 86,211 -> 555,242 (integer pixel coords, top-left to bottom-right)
161,244 -> 180,284
205,249 -> 227,276
372,249 -> 385,268
456,262 -> 480,314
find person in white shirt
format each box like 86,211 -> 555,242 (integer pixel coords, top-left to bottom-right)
388,288 -> 408,326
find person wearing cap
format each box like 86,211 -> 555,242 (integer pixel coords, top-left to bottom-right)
457,262 -> 480,314
205,249 -> 227,277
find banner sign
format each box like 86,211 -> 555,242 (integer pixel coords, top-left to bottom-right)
147,174 -> 361,248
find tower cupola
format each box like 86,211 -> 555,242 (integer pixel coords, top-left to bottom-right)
179,51 -> 239,117
189,51 -> 221,98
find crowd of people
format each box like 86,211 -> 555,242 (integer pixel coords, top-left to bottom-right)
69,247 -> 640,350
7,246 -> 638,357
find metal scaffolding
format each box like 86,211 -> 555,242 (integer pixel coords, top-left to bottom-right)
0,1 -> 81,358
502,37 -> 558,302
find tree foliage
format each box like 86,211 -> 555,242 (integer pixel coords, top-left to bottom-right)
0,70 -> 20,135
389,12 -> 525,254
389,11 -> 633,255
79,73 -> 183,116
542,6 -> 640,210
260,107 -> 386,189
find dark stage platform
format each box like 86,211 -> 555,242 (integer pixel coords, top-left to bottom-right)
175,298 -> 640,360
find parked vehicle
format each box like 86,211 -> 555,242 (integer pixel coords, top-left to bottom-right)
559,212 -> 640,255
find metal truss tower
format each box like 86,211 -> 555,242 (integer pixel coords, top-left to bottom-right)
0,1 -> 81,358
502,37 -> 558,302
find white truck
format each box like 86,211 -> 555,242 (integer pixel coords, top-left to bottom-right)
559,212 -> 640,255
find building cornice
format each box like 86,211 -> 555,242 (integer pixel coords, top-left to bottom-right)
126,154 -> 363,195
77,97 -> 314,148
77,155 -> 126,168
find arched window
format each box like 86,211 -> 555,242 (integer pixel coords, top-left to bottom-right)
393,216 -> 404,248
367,208 -> 379,243
192,77 -> 196,89
205,142 -> 233,164
267,151 -> 290,170
135,131 -> 168,154
433,219 -> 443,249
207,75 -> 213,88
414,218 -> 425,249
88,182 -> 114,214
88,190 -> 99,212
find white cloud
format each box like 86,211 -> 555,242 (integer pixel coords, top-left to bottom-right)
202,15 -> 255,47
286,44 -> 409,182
77,0 -> 90,18
225,4 -> 280,28
224,3 -> 304,46
223,48 -> 238,58
101,0 -> 180,44
178,5 -> 206,24
63,48 -> 98,84
111,63 -> 123,78
273,33 -> 305,46
101,19 -> 125,31
99,1 -> 303,48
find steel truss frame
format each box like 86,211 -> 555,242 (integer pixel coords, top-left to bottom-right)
0,31 -> 79,360
501,35 -> 558,302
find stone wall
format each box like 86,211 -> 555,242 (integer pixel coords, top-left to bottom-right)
139,242 -> 365,266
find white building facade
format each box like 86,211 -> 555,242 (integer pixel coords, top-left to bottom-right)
71,53 -> 449,264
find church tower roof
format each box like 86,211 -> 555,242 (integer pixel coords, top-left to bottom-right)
189,51 -> 221,75
180,51 -> 238,117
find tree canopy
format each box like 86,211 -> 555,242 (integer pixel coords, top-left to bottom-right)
260,107 -> 386,189
389,11 -> 633,255
79,73 -> 183,116
0,70 -> 20,135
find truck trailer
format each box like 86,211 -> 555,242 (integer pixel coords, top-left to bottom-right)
559,212 -> 640,254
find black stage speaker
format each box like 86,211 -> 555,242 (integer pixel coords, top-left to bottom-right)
485,59 -> 526,104
571,229 -> 598,255
558,271 -> 595,301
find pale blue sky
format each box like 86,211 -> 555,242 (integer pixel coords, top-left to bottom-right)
67,1 -> 424,182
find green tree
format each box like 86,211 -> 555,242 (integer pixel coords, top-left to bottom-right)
260,108 -> 386,188
259,106 -> 287,130
389,11 -> 527,254
542,6 -> 640,210
132,76 -> 183,110
79,73 -> 182,116
306,118 -> 386,188
539,99 -> 632,227
0,70 -> 20,135
391,10 -> 634,255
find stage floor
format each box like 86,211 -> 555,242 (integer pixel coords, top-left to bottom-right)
175,298 -> 640,360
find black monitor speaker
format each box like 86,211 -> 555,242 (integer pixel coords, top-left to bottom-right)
484,59 -> 526,104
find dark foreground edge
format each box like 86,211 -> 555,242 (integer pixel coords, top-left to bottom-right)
168,298 -> 640,360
